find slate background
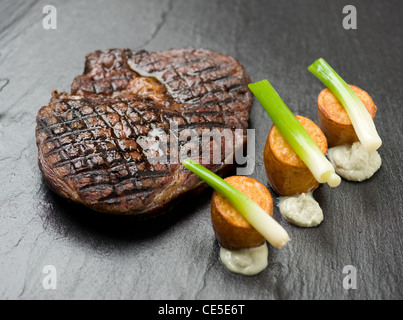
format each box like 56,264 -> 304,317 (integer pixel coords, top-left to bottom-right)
0,0 -> 402,300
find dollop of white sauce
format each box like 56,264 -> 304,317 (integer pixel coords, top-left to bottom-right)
220,243 -> 268,276
327,142 -> 382,181
279,193 -> 323,227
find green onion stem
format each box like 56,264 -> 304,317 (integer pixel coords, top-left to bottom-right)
248,80 -> 341,188
308,58 -> 382,151
182,158 -> 290,249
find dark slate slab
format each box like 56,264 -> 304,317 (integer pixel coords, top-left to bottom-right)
0,0 -> 402,300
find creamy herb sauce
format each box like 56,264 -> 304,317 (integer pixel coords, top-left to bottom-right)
220,243 -> 268,276
279,193 -> 323,227
328,142 -> 382,181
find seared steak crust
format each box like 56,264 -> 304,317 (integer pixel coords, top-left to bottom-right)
36,47 -> 252,215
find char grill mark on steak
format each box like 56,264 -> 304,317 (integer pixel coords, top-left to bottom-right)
129,47 -> 251,116
37,95 -> 174,207
36,93 -> 234,211
71,49 -> 136,96
36,47 -> 252,215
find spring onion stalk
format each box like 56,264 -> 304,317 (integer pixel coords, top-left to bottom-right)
248,80 -> 341,188
308,58 -> 382,151
182,158 -> 290,249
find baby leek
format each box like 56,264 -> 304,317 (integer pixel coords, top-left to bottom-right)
248,79 -> 341,188
308,58 -> 382,151
182,158 -> 290,249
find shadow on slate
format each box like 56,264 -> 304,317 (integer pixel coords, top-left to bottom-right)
38,176 -> 214,243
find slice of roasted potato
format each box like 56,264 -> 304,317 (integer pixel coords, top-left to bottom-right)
211,176 -> 273,250
264,115 -> 328,196
317,85 -> 377,147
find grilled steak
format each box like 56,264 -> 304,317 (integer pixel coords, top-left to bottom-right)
36,47 -> 252,215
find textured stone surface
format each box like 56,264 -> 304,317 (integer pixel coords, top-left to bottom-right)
0,0 -> 402,299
